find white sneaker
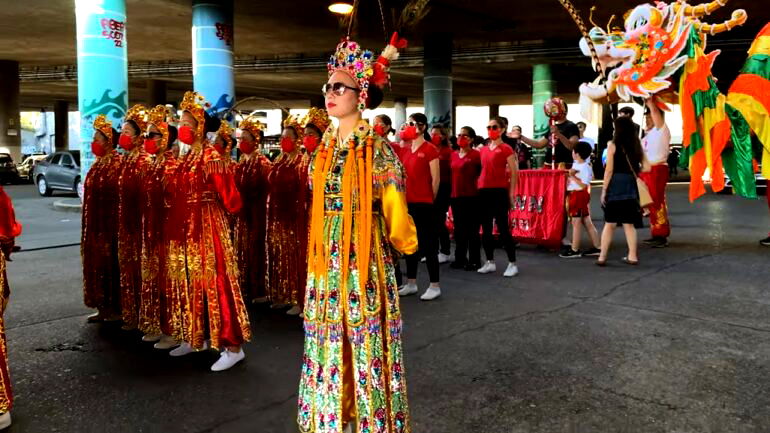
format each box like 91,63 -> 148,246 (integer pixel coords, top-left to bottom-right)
398,283 -> 418,297
503,262 -> 519,277
477,261 -> 496,274
286,305 -> 302,316
211,348 -> 245,372
169,341 -> 208,357
154,335 -> 179,350
420,287 -> 441,301
420,256 -> 426,263
0,412 -> 11,430
437,253 -> 450,264
142,333 -> 162,343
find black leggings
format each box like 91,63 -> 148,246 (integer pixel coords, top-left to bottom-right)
435,183 -> 452,255
479,188 -> 517,262
405,202 -> 440,283
451,196 -> 481,265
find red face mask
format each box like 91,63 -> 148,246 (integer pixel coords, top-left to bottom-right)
457,136 -> 471,148
238,139 -> 255,155
91,140 -> 107,157
373,123 -> 388,137
488,128 -> 502,140
280,136 -> 296,153
144,138 -> 159,155
303,135 -> 319,153
214,141 -> 226,155
118,134 -> 135,151
178,125 -> 195,145
401,125 -> 418,141
431,133 -> 443,146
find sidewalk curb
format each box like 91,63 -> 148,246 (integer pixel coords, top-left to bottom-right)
53,199 -> 82,213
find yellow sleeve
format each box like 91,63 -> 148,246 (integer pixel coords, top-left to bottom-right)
381,183 -> 418,255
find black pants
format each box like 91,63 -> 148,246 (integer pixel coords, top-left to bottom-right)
405,202 -> 440,283
479,188 -> 517,262
451,196 -> 481,265
435,183 -> 452,255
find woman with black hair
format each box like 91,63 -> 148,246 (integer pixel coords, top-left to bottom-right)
477,116 -> 519,277
82,115 -> 122,323
116,104 -> 150,331
398,112 -> 442,301
168,91 -> 251,372
597,116 -> 651,266
450,126 -> 482,270
430,124 -> 453,263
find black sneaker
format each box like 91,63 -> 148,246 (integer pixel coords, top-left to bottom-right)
650,238 -> 669,248
449,261 -> 466,270
464,263 -> 481,271
559,249 -> 582,258
559,244 -> 572,255
582,247 -> 601,257
760,236 -> 770,247
642,237 -> 657,245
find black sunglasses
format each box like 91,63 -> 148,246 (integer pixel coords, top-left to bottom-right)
486,125 -> 500,131
322,82 -> 360,96
145,132 -> 163,139
404,121 -> 424,127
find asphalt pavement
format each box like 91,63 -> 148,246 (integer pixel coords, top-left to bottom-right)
2,183 -> 770,433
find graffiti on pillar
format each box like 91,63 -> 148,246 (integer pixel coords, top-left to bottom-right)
100,19 -> 125,47
207,94 -> 235,117
215,22 -> 234,46
83,89 -> 128,119
430,111 -> 451,129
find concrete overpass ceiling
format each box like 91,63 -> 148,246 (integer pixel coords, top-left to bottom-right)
3,0 -> 768,108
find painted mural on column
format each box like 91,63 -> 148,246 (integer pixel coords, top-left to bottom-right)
192,0 -> 235,117
75,0 -> 129,178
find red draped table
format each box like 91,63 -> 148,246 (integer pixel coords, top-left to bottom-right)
510,169 -> 567,247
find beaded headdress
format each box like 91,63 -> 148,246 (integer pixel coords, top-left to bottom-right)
238,116 -> 266,143
302,107 -> 331,134
92,114 -> 114,145
327,32 -> 408,111
282,114 -> 305,141
146,105 -> 171,146
124,104 -> 149,133
179,91 -> 211,138
216,120 -> 235,149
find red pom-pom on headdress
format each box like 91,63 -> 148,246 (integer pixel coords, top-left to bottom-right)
372,32 -> 408,89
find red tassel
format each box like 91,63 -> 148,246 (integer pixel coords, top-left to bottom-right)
389,32 -> 408,50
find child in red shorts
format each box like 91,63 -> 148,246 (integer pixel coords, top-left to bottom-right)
560,141 -> 601,258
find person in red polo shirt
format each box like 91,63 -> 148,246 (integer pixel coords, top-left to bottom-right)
450,126 -> 482,271
477,116 -> 519,277
430,124 -> 453,263
398,113 -> 442,301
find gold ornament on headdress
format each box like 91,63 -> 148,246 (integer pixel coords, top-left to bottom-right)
92,114 -> 114,145
179,91 -> 210,138
216,120 -> 235,149
282,114 -> 305,142
302,107 -> 331,134
146,105 -> 171,147
238,116 -> 266,143
124,104 -> 149,133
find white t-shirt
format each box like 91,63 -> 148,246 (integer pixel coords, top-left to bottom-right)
643,125 -> 671,164
568,161 -> 593,191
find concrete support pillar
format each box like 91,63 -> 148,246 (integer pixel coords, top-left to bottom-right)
393,97 -> 407,130
54,100 -> 69,152
451,99 -> 457,135
489,103 -> 500,119
423,33 -> 453,128
532,64 -> 555,168
192,0 -> 234,115
75,0 -> 128,177
146,79 -> 167,107
0,61 -> 21,162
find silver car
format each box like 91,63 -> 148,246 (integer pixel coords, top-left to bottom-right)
33,151 -> 81,196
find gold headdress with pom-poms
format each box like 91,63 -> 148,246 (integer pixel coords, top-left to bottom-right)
238,116 -> 266,143
92,114 -> 114,145
302,107 -> 331,134
282,114 -> 305,142
124,104 -> 149,133
216,120 -> 235,149
146,105 -> 172,146
179,91 -> 210,138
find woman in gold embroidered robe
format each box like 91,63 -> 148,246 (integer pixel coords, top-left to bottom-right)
0,184 -> 21,429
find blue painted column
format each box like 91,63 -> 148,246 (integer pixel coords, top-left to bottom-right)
424,33 -> 453,129
75,0 -> 129,178
192,0 -> 235,116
